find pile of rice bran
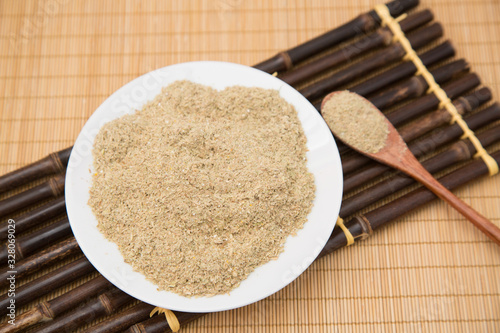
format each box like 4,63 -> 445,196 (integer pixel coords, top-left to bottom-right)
89,81 -> 315,297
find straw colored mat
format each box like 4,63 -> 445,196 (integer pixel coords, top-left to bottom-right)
1,0 -> 499,332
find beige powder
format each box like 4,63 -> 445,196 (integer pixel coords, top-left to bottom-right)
322,90 -> 389,154
89,80 -> 315,297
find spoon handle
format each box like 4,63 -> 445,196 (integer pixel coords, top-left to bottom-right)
408,158 -> 500,246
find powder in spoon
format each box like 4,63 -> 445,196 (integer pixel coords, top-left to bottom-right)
88,80 -> 315,297
321,90 -> 389,153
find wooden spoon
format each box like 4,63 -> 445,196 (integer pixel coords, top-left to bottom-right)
322,90 -> 500,246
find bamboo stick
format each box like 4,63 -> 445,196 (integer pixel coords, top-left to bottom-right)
340,123 -> 500,217
254,0 -> 420,73
350,41 -> 455,97
320,149 -> 500,255
0,237 -> 79,287
369,59 -> 469,110
0,257 -> 94,316
0,174 -> 65,219
80,302 -> 155,333
300,22 -> 443,102
34,287 -> 133,333
0,197 -> 66,242
0,276 -> 111,333
398,88 -> 492,142
0,217 -> 71,262
124,312 -> 205,333
343,103 -> 500,192
341,72 -> 481,174
278,10 -> 433,86
0,147 -> 71,195
387,74 -> 481,127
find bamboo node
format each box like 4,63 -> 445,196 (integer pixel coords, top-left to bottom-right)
278,51 -> 293,70
49,152 -> 65,173
151,307 -> 180,332
336,217 -> 354,246
373,3 -> 499,177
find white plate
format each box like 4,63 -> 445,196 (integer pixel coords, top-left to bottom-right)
65,61 -> 343,313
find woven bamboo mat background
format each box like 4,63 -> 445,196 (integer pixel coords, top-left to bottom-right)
1,0 -> 499,331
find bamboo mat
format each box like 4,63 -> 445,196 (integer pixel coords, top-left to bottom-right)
1,0 -> 499,332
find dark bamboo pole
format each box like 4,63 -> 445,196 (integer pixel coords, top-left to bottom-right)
254,0 -> 420,73
343,103 -> 500,192
80,302 -> 156,333
369,59 -> 469,110
321,149 -> 500,255
398,88 -> 492,142
0,257 -> 94,316
124,312 -> 205,333
278,10 -> 433,86
0,237 -> 79,287
34,287 -> 133,333
0,174 -> 65,219
0,217 -> 71,262
387,74 -> 481,127
0,197 -> 66,241
341,123 -> 500,217
0,276 -> 111,333
0,147 -> 71,195
300,22 -> 443,102
341,72 -> 481,174
350,41 -> 455,97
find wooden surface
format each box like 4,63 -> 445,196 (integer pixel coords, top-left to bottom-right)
0,0 -> 499,331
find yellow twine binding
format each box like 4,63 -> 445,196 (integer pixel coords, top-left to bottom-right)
337,217 -> 354,246
151,307 -> 180,332
374,4 -> 498,176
